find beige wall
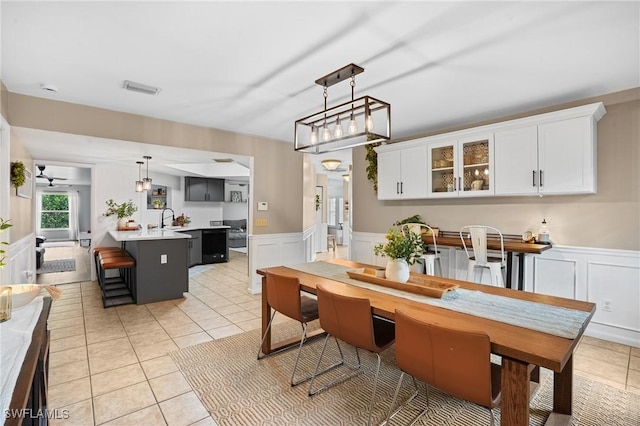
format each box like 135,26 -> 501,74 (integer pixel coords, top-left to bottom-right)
353,89 -> 640,251
7,93 -> 304,234
9,129 -> 34,240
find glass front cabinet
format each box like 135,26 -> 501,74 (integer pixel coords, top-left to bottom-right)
427,133 -> 495,197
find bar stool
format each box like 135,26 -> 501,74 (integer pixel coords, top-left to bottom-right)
460,225 -> 506,287
402,223 -> 442,276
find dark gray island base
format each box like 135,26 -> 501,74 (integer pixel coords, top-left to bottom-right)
109,230 -> 190,304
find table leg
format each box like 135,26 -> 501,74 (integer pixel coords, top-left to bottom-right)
260,275 -> 272,355
501,356 -> 531,426
544,355 -> 573,425
518,253 -> 525,291
506,252 -> 514,289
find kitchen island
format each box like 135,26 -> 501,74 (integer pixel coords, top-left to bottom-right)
108,229 -> 190,304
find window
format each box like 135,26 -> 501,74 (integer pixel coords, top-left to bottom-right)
41,193 -> 70,229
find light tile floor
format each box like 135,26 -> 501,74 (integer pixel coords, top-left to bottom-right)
46,248 -> 638,425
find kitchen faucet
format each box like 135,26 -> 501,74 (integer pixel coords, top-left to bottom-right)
160,208 -> 175,229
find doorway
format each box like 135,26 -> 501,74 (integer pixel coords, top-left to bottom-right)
34,163 -> 92,285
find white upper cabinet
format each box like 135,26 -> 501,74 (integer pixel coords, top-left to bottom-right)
376,102 -> 605,200
427,134 -> 495,198
495,115 -> 598,196
377,144 -> 428,200
494,126 -> 539,195
538,116 -> 597,194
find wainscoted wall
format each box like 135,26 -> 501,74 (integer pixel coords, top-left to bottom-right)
4,233 -> 36,285
247,229 -> 315,294
352,231 -> 640,347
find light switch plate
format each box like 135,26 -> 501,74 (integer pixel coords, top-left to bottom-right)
257,202 -> 268,211
161,254 -> 167,264
255,218 -> 267,227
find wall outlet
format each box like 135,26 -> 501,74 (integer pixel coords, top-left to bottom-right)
602,298 -> 612,312
256,218 -> 268,227
161,254 -> 167,264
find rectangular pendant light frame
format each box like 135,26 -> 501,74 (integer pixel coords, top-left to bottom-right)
294,95 -> 390,153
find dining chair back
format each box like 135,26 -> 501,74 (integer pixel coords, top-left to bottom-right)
257,271 -> 321,387
386,309 -> 501,425
401,223 -> 443,276
460,225 -> 506,286
309,284 -> 395,425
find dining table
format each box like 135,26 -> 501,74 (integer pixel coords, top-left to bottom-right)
257,259 -> 595,426
424,231 -> 553,290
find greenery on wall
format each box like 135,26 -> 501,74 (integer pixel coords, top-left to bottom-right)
10,161 -> 26,188
365,142 -> 381,192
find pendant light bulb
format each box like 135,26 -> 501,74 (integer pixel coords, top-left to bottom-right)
333,117 -> 343,139
135,161 -> 144,192
348,114 -> 358,135
321,125 -> 331,142
365,114 -> 374,132
310,126 -> 318,145
143,156 -> 152,191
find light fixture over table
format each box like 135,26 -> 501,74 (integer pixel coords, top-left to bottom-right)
135,161 -> 144,192
143,156 -> 152,191
321,159 -> 342,171
294,63 -> 390,154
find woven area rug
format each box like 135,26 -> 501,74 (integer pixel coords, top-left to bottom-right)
170,321 -> 640,425
36,258 -> 76,274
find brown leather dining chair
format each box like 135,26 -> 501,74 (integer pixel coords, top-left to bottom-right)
257,271 -> 325,387
309,284 -> 396,426
386,309 -> 502,426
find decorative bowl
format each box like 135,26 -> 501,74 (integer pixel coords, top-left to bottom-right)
8,284 -> 42,310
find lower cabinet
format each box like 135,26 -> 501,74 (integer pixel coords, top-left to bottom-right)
184,230 -> 202,266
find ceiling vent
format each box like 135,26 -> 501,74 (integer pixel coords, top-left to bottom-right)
123,80 -> 161,95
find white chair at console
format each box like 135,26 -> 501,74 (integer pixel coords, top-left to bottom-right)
401,223 -> 442,277
460,225 -> 506,287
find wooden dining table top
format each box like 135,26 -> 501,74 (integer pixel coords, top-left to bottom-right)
257,258 -> 595,372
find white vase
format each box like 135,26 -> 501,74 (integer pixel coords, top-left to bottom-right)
386,259 -> 410,283
117,218 -> 128,230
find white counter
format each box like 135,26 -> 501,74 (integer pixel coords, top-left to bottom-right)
109,229 -> 191,241
170,225 -> 231,231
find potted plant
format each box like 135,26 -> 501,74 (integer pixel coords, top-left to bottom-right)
0,218 -> 12,268
103,199 -> 138,229
373,227 -> 424,283
152,199 -> 164,209
393,214 -> 438,236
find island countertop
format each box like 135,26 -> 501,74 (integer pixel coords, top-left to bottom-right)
109,229 -> 192,241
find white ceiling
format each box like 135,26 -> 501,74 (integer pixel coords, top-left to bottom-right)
2,1 -> 639,179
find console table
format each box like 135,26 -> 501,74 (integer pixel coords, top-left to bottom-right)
5,298 -> 51,426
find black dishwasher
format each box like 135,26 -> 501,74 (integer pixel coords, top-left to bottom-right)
202,228 -> 229,263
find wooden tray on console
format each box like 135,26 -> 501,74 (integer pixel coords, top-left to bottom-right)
346,268 -> 458,298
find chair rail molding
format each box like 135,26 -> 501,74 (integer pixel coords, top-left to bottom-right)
352,231 -> 640,347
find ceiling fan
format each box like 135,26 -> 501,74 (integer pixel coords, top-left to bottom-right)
35,164 -> 67,181
44,177 -> 70,188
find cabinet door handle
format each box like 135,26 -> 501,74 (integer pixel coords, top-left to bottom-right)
532,170 -> 536,187
396,182 -> 399,194
540,170 -> 544,187
458,177 -> 462,191
453,177 -> 457,191
400,182 -> 403,194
